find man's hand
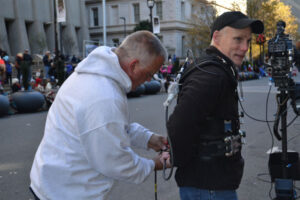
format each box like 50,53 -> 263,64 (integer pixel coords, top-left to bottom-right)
147,134 -> 168,152
153,152 -> 171,170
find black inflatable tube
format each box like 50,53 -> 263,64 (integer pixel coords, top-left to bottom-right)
0,95 -> 9,116
144,80 -> 161,94
127,84 -> 146,97
11,91 -> 45,113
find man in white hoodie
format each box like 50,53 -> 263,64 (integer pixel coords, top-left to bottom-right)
30,31 -> 170,200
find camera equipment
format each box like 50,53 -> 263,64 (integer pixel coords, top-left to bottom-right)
267,21 -> 300,200
267,20 -> 294,89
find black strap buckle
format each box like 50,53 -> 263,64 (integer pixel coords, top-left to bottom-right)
224,131 -> 246,157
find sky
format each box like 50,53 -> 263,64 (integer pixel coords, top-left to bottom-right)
209,0 -> 247,15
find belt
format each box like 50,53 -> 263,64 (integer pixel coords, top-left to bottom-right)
196,133 -> 245,160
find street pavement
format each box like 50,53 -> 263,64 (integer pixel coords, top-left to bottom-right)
1,76 -> 300,200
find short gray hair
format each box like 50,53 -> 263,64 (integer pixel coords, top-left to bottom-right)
117,31 -> 167,67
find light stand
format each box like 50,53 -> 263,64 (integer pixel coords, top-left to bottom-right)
147,0 -> 155,32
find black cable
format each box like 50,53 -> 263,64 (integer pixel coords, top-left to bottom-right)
154,170 -> 157,200
255,173 -> 274,199
238,85 -> 276,123
287,115 -> 299,127
265,84 -> 275,200
162,106 -> 174,181
257,173 -> 272,183
266,84 -> 275,150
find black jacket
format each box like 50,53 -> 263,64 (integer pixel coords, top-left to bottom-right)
167,46 -> 244,190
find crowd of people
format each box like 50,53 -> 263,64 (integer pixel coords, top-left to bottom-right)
0,48 -> 81,96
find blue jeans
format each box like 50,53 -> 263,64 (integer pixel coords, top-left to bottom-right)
180,187 -> 238,200
44,66 -> 50,79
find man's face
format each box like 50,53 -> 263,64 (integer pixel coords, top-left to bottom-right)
214,26 -> 252,66
130,56 -> 164,91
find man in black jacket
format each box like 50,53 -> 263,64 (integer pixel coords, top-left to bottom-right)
167,11 -> 264,200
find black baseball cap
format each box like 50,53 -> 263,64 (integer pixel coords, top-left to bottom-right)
211,11 -> 264,38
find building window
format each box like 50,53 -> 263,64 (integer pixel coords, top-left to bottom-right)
181,2 -> 185,20
133,3 -> 140,23
111,5 -> 119,25
91,7 -> 99,27
156,1 -> 163,20
191,4 -> 196,17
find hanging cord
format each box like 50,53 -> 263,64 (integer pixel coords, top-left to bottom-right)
238,79 -> 276,199
238,84 -> 276,123
154,170 -> 157,200
155,50 -> 194,200
162,106 -> 174,181
265,84 -> 275,199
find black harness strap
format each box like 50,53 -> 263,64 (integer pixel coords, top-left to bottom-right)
179,57 -> 237,90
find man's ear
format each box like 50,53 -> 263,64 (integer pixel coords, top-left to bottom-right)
212,30 -> 220,45
129,59 -> 139,73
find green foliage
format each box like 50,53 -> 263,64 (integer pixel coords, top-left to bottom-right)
186,0 -> 217,57
247,0 -> 299,59
133,20 -> 152,32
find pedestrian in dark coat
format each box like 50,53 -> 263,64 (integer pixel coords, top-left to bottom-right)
20,49 -> 33,90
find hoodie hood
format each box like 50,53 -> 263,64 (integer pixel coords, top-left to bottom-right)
75,46 -> 132,93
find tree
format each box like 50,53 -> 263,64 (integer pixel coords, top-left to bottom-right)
186,0 -> 217,57
133,20 -> 151,32
247,0 -> 299,59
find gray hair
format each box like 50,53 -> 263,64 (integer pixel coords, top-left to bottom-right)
117,31 -> 167,67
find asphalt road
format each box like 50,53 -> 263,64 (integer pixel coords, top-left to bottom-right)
1,76 -> 300,200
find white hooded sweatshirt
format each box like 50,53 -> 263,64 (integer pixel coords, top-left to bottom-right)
30,47 -> 155,200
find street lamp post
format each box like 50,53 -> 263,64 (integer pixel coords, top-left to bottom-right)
53,0 -> 59,58
147,0 -> 155,32
120,17 -> 126,38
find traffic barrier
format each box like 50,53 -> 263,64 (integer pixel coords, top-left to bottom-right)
144,80 -> 161,94
11,91 -> 45,113
127,84 -> 146,97
0,95 -> 9,116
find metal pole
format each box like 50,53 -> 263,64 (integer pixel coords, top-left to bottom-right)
54,0 -> 58,57
280,91 -> 288,179
59,22 -> 63,54
150,7 -> 153,32
103,0 -> 106,46
124,18 -> 126,37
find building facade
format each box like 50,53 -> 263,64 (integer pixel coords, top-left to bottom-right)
0,0 -> 90,57
85,0 -> 210,58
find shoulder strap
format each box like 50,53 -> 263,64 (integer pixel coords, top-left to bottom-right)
179,57 -> 237,87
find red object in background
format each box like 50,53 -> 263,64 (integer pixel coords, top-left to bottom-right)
256,34 -> 266,44
292,68 -> 298,76
34,77 -> 42,88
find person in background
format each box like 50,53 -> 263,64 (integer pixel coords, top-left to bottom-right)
55,52 -> 65,86
43,51 -> 52,79
30,30 -> 171,200
11,78 -> 21,93
0,56 -> 6,90
3,55 -> 12,87
20,49 -> 33,90
15,53 -> 23,82
65,61 -> 73,79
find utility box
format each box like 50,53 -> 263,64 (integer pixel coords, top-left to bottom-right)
268,152 -> 300,182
